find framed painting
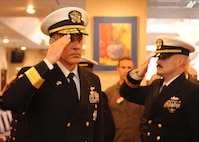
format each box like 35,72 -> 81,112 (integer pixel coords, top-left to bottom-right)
93,17 -> 137,70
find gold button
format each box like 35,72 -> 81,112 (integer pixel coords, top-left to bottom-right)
95,104 -> 97,109
14,119 -> 18,123
12,137 -> 16,140
86,121 -> 89,127
67,122 -> 71,127
158,123 -> 162,128
147,132 -> 150,136
14,128 -> 17,131
22,112 -> 26,115
148,120 -> 152,124
156,136 -> 160,141
10,126 -> 13,130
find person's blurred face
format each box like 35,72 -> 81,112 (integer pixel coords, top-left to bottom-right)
188,67 -> 198,80
51,33 -> 83,67
117,59 -> 134,82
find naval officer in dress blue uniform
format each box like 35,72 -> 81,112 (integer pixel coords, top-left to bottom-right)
2,7 -> 104,142
120,35 -> 199,142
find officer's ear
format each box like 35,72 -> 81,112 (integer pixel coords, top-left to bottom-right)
49,38 -> 56,45
176,55 -> 187,67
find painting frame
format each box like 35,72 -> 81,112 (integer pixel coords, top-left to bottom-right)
93,17 -> 138,71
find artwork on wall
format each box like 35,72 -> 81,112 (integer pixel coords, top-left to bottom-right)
93,17 -> 137,70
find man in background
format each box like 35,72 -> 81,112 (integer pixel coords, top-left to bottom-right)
188,67 -> 198,80
105,57 -> 144,142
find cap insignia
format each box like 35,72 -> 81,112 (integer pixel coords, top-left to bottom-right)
69,10 -> 82,24
156,39 -> 163,49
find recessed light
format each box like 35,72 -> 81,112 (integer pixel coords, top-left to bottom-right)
21,46 -> 27,50
3,38 -> 9,43
26,5 -> 35,14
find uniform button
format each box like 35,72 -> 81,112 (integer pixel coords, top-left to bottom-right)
156,136 -> 160,141
10,126 -> 13,130
147,132 -> 150,136
148,120 -> 152,124
86,121 -> 89,127
14,119 -> 18,123
12,137 -> 16,140
158,123 -> 162,128
95,104 -> 97,109
22,112 -> 26,115
66,122 -> 71,127
14,128 -> 17,131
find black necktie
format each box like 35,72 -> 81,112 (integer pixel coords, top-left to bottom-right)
67,72 -> 78,102
159,85 -> 167,93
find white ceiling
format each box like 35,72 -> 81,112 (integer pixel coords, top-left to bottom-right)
148,0 -> 199,18
147,0 -> 199,47
0,0 -> 85,49
0,0 -> 199,50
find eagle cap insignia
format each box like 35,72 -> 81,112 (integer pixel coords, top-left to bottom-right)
156,39 -> 163,49
69,10 -> 82,23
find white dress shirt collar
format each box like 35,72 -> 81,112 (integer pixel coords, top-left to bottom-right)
57,61 -> 78,79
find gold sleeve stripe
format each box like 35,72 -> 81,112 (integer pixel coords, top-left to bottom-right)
125,78 -> 140,88
25,67 -> 45,89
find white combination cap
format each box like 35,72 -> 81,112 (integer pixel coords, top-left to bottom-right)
41,7 -> 89,36
154,35 -> 195,56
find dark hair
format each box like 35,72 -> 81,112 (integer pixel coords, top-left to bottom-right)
49,31 -> 59,37
118,56 -> 134,67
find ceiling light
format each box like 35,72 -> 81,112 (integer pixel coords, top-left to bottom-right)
186,0 -> 196,8
21,46 -> 27,50
26,5 -> 35,14
2,38 -> 9,43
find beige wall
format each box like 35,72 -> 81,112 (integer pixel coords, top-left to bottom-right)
6,49 -> 46,82
86,0 -> 147,90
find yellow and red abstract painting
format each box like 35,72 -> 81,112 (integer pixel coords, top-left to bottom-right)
99,23 -> 132,66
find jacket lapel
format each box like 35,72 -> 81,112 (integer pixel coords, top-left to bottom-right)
68,67 -> 91,120
44,64 -> 70,102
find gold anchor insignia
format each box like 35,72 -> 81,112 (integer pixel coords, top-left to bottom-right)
156,39 -> 163,49
69,11 -> 82,23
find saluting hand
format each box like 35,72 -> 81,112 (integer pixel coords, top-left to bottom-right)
45,35 -> 71,64
136,57 -> 151,78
